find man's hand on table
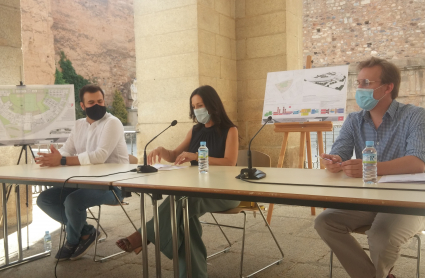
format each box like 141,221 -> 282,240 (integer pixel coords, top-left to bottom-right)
320,153 -> 363,178
341,159 -> 363,178
35,145 -> 62,167
320,153 -> 342,173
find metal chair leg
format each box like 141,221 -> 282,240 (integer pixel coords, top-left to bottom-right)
204,213 -> 233,259
87,207 -> 107,241
93,206 -> 102,261
112,190 -> 137,231
415,234 -> 421,278
91,191 -> 138,262
239,212 -> 247,278
257,203 -> 284,259
242,203 -> 284,277
329,250 -> 333,278
202,204 -> 284,277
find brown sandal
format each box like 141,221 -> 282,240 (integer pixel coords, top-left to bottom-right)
116,231 -> 143,255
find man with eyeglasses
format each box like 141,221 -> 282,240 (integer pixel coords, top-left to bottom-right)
315,57 -> 425,278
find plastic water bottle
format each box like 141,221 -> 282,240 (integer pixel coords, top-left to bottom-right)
362,141 -> 377,184
198,141 -> 209,173
44,231 -> 52,251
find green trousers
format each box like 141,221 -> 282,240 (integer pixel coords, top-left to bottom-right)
142,196 -> 240,278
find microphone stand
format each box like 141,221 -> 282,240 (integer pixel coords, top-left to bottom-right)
236,116 -> 272,180
137,120 -> 177,173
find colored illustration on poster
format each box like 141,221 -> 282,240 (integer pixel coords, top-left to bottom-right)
0,85 -> 76,146
262,65 -> 349,124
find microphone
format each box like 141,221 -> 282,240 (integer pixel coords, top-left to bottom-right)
236,116 -> 272,180
137,120 -> 178,173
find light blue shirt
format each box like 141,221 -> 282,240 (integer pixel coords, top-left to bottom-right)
330,100 -> 425,163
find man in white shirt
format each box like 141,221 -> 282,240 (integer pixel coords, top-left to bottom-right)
35,84 -> 129,261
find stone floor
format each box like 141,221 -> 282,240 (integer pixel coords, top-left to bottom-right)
1,194 -> 424,278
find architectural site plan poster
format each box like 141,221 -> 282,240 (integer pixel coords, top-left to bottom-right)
262,65 -> 349,124
0,85 -> 76,146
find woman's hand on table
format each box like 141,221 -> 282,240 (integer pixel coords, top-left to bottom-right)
174,152 -> 197,165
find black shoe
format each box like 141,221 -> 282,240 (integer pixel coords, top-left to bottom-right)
70,230 -> 100,261
55,241 -> 78,261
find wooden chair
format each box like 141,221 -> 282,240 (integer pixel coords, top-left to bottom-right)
201,150 -> 284,277
329,225 -> 422,278
237,150 -> 274,223
88,154 -> 139,262
237,149 -> 271,169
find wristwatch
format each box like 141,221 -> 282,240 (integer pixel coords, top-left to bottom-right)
60,156 -> 67,166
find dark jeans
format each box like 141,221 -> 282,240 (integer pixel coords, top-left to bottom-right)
37,186 -> 122,245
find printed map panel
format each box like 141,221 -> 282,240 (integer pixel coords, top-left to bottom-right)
262,65 -> 349,124
0,85 -> 76,146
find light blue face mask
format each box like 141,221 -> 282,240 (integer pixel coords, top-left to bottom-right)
355,85 -> 385,111
194,107 -> 211,124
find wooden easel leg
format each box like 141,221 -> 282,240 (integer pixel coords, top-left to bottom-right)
306,132 -> 312,169
306,132 -> 316,215
299,132 -> 306,169
317,131 -> 326,213
277,132 -> 289,168
318,131 -> 325,169
267,204 -> 274,225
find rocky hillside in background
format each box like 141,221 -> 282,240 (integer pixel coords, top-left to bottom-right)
51,0 -> 136,107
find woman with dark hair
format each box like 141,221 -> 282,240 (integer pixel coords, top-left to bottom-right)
116,85 -> 239,277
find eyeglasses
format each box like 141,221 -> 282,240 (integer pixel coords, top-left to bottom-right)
354,79 -> 381,88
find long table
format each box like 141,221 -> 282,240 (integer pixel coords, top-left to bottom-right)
2,164 -> 425,277
114,165 -> 425,277
0,163 -> 142,270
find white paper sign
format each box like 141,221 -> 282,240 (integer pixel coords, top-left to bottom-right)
0,85 -> 76,146
262,65 -> 349,124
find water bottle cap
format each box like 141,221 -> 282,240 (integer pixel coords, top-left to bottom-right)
45,231 -> 49,234
366,141 -> 374,147
200,141 -> 206,146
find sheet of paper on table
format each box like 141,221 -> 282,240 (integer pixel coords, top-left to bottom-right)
379,173 -> 425,183
153,164 -> 189,171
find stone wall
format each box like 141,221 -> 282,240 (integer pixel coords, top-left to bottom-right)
51,0 -> 136,107
304,0 -> 425,114
236,0 -> 303,167
304,0 -> 425,66
346,59 -> 425,114
21,0 -> 55,85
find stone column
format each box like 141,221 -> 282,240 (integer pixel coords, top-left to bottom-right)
197,0 -> 238,122
134,0 -> 303,166
236,0 -> 303,167
134,0 -> 237,157
0,0 -> 33,232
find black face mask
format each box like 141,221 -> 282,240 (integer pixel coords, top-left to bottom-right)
84,104 -> 106,121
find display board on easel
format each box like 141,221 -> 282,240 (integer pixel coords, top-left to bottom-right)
264,57 -> 348,219
262,60 -> 349,124
0,84 -> 76,146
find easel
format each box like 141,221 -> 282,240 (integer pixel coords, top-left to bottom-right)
266,56 -> 333,225
0,82 -> 34,252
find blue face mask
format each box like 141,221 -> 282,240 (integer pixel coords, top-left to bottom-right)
194,107 -> 211,124
355,85 -> 385,111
